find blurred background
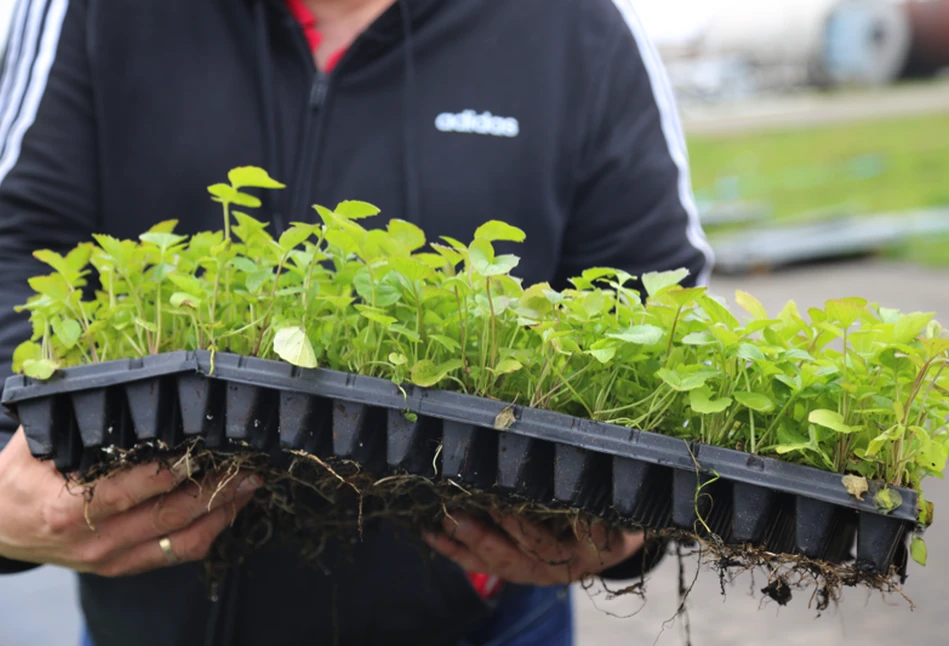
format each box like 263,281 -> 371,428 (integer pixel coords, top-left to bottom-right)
1,0 -> 947,644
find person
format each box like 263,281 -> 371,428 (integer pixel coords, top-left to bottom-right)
0,0 -> 714,644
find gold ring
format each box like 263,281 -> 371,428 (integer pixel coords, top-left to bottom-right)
158,536 -> 179,566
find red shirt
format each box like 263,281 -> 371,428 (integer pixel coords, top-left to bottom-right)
283,0 -> 348,72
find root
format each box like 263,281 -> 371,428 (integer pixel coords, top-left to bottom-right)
60,438 -> 915,613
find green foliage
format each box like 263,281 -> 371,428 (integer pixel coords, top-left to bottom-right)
911,535 -> 928,566
13,167 -> 949,523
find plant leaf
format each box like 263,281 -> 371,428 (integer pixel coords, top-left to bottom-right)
916,439 -> 948,474
170,292 -> 201,308
168,274 -> 205,297
51,318 -> 82,349
278,225 -> 314,251
430,334 -> 461,352
689,386 -> 732,414
28,274 -> 70,302
335,200 -> 380,219
23,359 -> 59,381
493,359 -> 523,375
586,346 -> 617,364
352,269 -> 402,307
33,250 -> 71,277
494,404 -> 517,431
825,297 -> 867,328
207,183 -> 262,208
606,325 -> 664,345
474,220 -> 527,243
140,232 -> 187,250
387,219 -> 427,251
893,312 -> 935,345
389,256 -> 435,283
469,240 -> 519,276
910,536 -> 927,566
147,219 -> 179,234
774,442 -> 814,455
873,488 -> 904,514
227,166 -> 286,189
273,326 -> 318,368
841,474 -> 868,501
736,343 -> 766,362
919,498 -> 935,527
642,269 -> 689,297
410,359 -> 463,388
657,367 -> 717,392
388,352 -> 407,366
355,305 -> 398,327
12,341 -> 42,373
734,391 -> 774,412
808,409 -> 857,434
431,243 -> 464,267
246,269 -> 274,294
682,331 -> 716,345
735,290 -> 768,319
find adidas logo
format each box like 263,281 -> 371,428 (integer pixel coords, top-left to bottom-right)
434,110 -> 520,138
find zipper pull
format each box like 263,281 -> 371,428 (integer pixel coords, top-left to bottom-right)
310,75 -> 329,110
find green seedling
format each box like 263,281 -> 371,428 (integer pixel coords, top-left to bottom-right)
13,167 -> 949,566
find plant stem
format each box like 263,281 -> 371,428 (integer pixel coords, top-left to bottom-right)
153,256 -> 163,354
665,305 -> 683,359
486,277 -> 497,371
222,201 -> 231,241
453,286 -> 471,391
119,268 -> 152,351
252,257 -> 287,357
759,395 -> 795,449
749,409 -> 756,454
914,355 -> 948,427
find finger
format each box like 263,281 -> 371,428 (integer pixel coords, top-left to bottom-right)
93,490 -> 255,578
82,456 -> 197,523
87,471 -> 261,556
439,514 -> 554,585
493,513 -> 571,565
493,514 -> 633,581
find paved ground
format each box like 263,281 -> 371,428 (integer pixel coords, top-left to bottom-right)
2,259 -> 948,645
682,79 -> 949,137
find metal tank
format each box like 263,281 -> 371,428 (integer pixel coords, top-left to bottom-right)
694,0 -> 913,88
822,0 -> 913,86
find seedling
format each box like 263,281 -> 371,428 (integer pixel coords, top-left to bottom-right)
9,167 -> 949,572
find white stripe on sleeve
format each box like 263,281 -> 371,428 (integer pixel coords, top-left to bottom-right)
0,0 -> 69,186
0,0 -> 32,122
610,0 -> 716,286
0,0 -> 49,157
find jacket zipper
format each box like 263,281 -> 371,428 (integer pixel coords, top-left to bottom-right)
289,71 -> 330,224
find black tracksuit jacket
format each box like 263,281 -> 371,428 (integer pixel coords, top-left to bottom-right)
0,0 -> 713,644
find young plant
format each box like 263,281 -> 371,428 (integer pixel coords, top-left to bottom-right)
11,167 -> 949,564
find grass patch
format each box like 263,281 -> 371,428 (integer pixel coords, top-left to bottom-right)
688,112 -> 949,220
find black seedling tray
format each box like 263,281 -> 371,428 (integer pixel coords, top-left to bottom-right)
1,351 -> 920,575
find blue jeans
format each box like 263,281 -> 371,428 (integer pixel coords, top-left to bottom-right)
81,584 -> 573,646
460,584 -> 574,646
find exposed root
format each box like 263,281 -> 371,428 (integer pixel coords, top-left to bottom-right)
58,439 -> 915,614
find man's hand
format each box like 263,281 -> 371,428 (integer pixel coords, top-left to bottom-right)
0,427 -> 260,577
423,511 -> 644,586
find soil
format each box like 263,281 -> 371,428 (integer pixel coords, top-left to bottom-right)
65,437 -> 912,614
